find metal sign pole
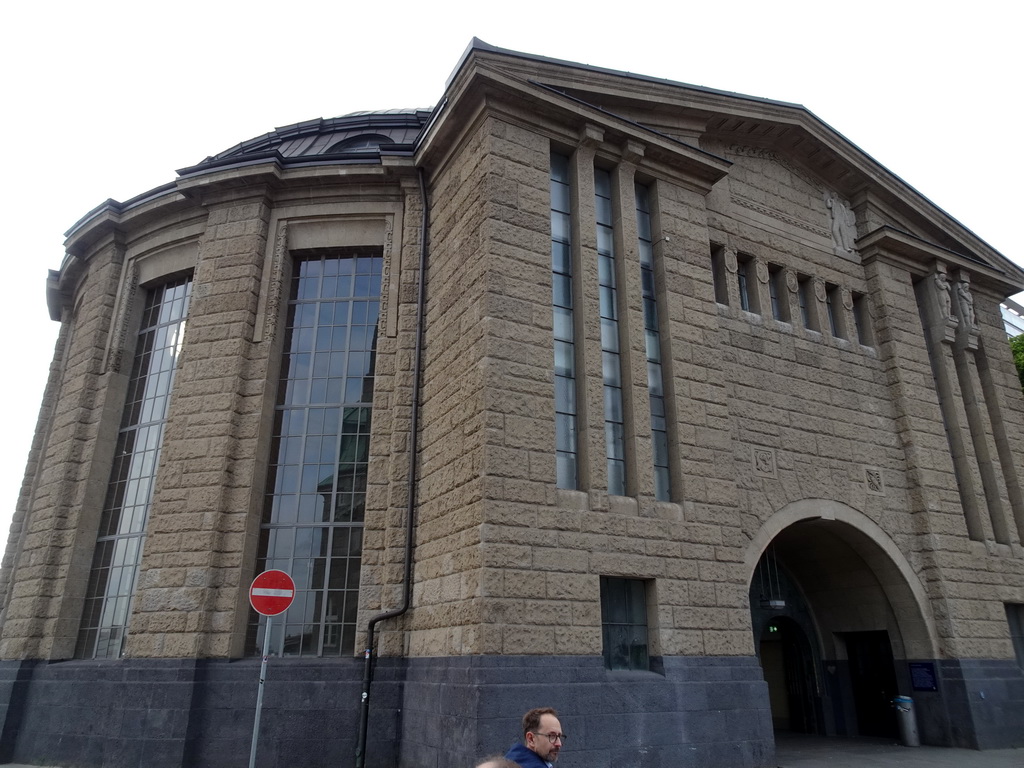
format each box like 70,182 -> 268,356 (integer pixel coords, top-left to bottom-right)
249,615 -> 272,768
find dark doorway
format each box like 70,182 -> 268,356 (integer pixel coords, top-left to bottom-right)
844,630 -> 899,738
759,617 -> 820,733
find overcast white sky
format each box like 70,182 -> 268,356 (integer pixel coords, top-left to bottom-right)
1,1 -> 1021,546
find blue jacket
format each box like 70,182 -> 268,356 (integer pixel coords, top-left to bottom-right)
505,742 -> 552,768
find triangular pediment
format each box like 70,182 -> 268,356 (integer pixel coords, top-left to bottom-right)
435,39 -> 1023,293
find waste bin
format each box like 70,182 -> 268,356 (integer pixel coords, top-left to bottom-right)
892,695 -> 920,747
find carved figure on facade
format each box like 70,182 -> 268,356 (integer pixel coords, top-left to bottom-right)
825,193 -> 858,256
956,278 -> 977,330
933,270 -> 954,322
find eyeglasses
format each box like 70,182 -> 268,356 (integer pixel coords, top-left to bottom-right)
532,732 -> 567,743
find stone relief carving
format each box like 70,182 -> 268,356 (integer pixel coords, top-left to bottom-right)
813,278 -> 826,302
825,193 -> 858,256
733,195 -> 830,240
724,249 -> 738,274
752,447 -> 777,478
842,288 -> 853,311
786,271 -> 799,293
263,222 -> 288,343
864,467 -> 885,495
956,278 -> 977,330
108,263 -> 139,374
933,270 -> 953,322
380,217 -> 394,336
756,260 -> 769,284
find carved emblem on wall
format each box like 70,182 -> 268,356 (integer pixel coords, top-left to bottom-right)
752,447 -> 777,478
786,271 -> 799,293
842,288 -> 853,311
724,249 -> 738,274
756,260 -> 769,284
813,278 -> 826,302
108,263 -> 139,374
825,192 -> 858,256
864,467 -> 885,495
263,222 -> 288,343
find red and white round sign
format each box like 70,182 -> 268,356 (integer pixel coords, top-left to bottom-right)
249,570 -> 296,616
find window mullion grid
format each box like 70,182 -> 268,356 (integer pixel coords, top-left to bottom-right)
551,153 -> 579,489
77,278 -> 191,659
255,253 -> 379,658
595,167 -> 625,496
635,184 -> 670,502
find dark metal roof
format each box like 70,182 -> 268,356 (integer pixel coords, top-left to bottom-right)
184,108 -> 435,172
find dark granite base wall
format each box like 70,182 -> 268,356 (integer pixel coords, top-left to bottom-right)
935,659 -> 1024,749
0,654 -> 774,768
3,654 -> 1021,764
398,655 -> 774,768
820,657 -> 1024,749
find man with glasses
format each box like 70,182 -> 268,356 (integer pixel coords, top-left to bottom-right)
504,707 -> 565,767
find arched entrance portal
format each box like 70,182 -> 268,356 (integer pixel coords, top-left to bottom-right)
747,501 -> 937,740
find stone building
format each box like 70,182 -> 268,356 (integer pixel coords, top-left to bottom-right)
2,39 -> 1023,768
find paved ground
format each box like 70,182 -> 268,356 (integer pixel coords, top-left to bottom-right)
775,733 -> 1024,767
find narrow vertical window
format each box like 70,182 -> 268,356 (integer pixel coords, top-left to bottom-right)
768,264 -> 786,321
600,576 -> 650,671
798,274 -> 815,330
852,292 -> 872,346
551,153 -> 578,490
595,167 -> 625,495
248,253 -> 380,657
826,283 -> 842,337
737,256 -> 752,312
76,277 -> 192,659
710,245 -> 729,305
636,184 -> 670,501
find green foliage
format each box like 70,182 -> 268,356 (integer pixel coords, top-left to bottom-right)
1011,333 -> 1024,392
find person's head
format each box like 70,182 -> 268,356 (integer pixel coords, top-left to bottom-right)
474,758 -> 518,768
521,707 -> 564,763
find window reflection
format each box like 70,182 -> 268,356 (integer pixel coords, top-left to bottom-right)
250,253 -> 380,657
76,277 -> 192,659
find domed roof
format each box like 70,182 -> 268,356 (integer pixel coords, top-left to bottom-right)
182,108 -> 434,173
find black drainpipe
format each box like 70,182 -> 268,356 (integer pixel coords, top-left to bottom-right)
354,165 -> 429,768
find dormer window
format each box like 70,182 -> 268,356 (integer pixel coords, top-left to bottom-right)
325,134 -> 393,154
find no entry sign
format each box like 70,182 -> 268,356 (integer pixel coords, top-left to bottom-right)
249,570 -> 295,616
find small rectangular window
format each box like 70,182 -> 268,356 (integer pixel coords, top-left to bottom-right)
1006,604 -> 1024,669
710,245 -> 729,305
600,576 -> 650,670
737,254 -> 756,313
